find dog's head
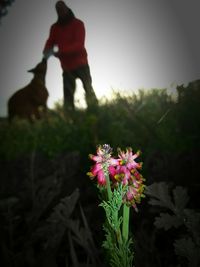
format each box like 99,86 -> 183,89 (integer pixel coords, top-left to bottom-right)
28,58 -> 47,75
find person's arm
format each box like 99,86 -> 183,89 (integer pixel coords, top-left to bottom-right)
43,26 -> 55,59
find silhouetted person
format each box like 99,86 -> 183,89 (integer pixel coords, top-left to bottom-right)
43,0 -> 98,111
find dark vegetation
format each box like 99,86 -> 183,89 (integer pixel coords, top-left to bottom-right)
0,79 -> 200,267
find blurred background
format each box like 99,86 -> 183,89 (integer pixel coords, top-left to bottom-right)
0,1 -> 200,267
0,0 -> 200,116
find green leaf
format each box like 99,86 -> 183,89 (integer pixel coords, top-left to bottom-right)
146,182 -> 174,210
173,186 -> 189,212
48,188 -> 80,223
183,209 -> 200,244
174,237 -> 200,267
34,188 -> 80,249
154,212 -> 183,230
99,185 -> 123,231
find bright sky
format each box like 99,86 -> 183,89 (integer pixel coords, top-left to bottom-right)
0,0 -> 199,117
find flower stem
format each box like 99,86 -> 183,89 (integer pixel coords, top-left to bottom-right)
122,204 -> 130,242
105,171 -> 112,202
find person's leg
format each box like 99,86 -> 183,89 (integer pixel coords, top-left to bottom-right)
62,71 -> 76,110
75,65 -> 98,109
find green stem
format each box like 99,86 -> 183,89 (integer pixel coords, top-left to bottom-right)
105,171 -> 112,202
122,204 -> 130,242
105,169 -> 123,244
114,209 -> 123,244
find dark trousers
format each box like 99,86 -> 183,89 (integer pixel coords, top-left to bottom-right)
62,65 -> 98,110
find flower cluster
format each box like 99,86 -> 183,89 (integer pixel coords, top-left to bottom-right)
87,144 -> 118,185
87,145 -> 145,211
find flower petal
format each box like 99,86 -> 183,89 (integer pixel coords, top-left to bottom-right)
97,170 -> 106,186
91,163 -> 102,176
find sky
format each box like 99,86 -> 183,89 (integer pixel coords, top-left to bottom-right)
0,0 -> 200,117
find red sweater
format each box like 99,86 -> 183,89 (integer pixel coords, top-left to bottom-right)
43,18 -> 88,71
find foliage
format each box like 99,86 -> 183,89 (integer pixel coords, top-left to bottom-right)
0,156 -> 101,267
0,79 -> 200,266
1,81 -> 200,160
1,80 -> 200,192
146,182 -> 200,267
100,186 -> 134,267
0,190 -> 101,266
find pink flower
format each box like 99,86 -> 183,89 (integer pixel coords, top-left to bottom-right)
89,145 -> 119,166
87,145 -> 146,211
111,148 -> 142,184
111,147 -> 145,211
94,169 -> 106,186
118,148 -> 141,170
126,187 -> 138,201
87,144 -> 118,186
112,165 -> 130,185
123,171 -> 146,211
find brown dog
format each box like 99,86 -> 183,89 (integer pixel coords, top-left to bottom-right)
8,58 -> 49,122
